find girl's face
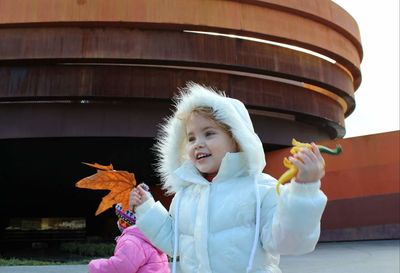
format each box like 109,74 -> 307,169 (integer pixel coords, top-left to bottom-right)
186,113 -> 238,175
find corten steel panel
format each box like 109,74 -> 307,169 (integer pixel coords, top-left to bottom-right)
0,103 -> 331,144
0,0 -> 362,88
322,194 -> 400,229
0,65 -> 345,134
0,0 -> 363,143
320,194 -> 400,240
0,27 -> 355,112
264,131 -> 400,200
264,131 -> 400,240
0,101 -> 169,139
245,0 -> 362,49
0,66 -> 342,141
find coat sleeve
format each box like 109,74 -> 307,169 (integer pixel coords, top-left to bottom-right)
135,194 -> 179,256
260,175 -> 327,255
88,236 -> 146,273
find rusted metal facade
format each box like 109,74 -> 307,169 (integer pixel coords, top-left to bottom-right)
0,0 -> 364,243
0,0 -> 363,143
266,131 -> 400,241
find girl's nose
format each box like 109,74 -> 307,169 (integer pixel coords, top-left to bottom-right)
194,139 -> 205,149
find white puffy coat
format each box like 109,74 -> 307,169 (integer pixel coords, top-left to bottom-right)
135,83 -> 327,273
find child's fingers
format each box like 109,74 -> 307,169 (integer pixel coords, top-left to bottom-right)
137,184 -> 148,196
129,188 -> 141,208
288,156 -> 304,169
311,143 -> 325,165
129,190 -> 135,208
133,185 -> 149,205
290,146 -> 325,182
293,148 -> 314,164
294,148 -> 320,168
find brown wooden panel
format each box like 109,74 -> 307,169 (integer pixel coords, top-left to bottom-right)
0,0 -> 362,87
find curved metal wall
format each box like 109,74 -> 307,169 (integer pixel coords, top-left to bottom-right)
0,0 -> 363,143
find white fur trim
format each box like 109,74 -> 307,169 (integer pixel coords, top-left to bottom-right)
154,82 -> 266,194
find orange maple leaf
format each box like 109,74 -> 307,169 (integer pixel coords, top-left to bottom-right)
75,162 -> 137,216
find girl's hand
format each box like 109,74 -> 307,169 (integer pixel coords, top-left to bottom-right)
129,185 -> 149,208
289,143 -> 325,183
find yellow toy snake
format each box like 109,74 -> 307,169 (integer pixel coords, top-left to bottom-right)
276,138 -> 342,195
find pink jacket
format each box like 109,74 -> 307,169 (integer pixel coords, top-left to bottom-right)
88,226 -> 170,273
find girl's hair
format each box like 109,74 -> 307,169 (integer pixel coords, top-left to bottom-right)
179,106 -> 233,137
179,106 -> 241,152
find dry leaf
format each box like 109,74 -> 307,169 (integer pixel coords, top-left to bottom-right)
76,162 -> 137,215
82,162 -> 114,171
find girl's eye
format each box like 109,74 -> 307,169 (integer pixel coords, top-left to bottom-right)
205,131 -> 215,137
188,136 -> 195,142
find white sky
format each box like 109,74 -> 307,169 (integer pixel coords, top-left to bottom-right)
332,0 -> 399,138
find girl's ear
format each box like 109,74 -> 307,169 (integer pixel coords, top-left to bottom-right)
233,138 -> 241,152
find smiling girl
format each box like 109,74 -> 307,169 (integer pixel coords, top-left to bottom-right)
185,107 -> 238,176
131,83 -> 327,273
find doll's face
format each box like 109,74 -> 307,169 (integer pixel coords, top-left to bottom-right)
186,113 -> 238,175
117,220 -> 125,233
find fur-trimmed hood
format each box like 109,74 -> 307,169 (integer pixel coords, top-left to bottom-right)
154,82 -> 266,194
